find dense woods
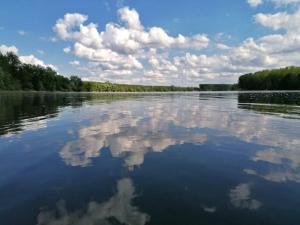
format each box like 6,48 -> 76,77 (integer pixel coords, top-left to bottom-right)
84,81 -> 197,92
199,84 -> 238,91
0,52 -> 198,92
239,67 -> 300,90
3,51 -> 300,92
0,52 -> 84,91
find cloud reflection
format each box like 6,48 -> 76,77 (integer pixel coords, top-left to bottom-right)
60,99 -> 208,168
59,95 -> 300,177
37,178 -> 150,225
229,183 -> 262,210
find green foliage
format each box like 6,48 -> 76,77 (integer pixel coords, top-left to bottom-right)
83,81 -> 198,92
239,67 -> 300,90
199,84 -> 238,91
0,52 -> 85,92
0,52 -> 200,92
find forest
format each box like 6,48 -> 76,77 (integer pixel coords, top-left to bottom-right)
83,81 -> 197,92
0,52 -> 198,92
199,84 -> 238,91
239,67 -> 300,90
0,52 -> 84,91
3,51 -> 300,92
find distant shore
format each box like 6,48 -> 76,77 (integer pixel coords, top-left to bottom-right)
1,52 -> 300,92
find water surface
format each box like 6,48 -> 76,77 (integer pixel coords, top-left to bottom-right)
0,91 -> 300,225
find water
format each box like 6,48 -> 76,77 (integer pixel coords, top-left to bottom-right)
0,91 -> 300,225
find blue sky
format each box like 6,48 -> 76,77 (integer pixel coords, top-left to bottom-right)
1,0 -> 300,85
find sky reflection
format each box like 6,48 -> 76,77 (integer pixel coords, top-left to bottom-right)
37,178 -> 150,225
1,92 -> 300,225
56,93 -> 300,179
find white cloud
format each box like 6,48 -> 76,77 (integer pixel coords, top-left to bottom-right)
20,55 -> 57,70
118,7 -> 143,30
248,0 -> 300,7
18,30 -> 28,36
270,0 -> 300,6
0,44 -> 19,54
54,13 -> 89,40
216,43 -> 231,50
70,60 -> 80,65
63,46 -> 71,53
51,5 -> 300,85
255,8 -> 300,33
53,7 -> 211,85
247,0 -> 263,7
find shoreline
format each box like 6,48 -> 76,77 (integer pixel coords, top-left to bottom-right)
1,90 -> 300,94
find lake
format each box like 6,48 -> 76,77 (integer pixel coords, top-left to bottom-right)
0,91 -> 300,225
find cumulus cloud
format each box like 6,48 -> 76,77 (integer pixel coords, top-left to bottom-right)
254,9 -> 300,32
118,7 -> 143,30
247,0 -> 263,7
52,5 -> 300,85
53,7 -> 211,85
0,44 -> 18,54
19,55 -> 57,70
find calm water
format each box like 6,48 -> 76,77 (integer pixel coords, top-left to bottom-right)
0,91 -> 300,225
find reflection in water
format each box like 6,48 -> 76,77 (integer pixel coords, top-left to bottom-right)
1,92 -> 300,225
244,168 -> 300,183
237,92 -> 300,184
60,99 -> 207,169
244,146 -> 300,183
238,92 -> 300,105
57,93 -> 300,178
0,92 -> 144,137
229,183 -> 262,210
37,178 -> 150,225
1,92 -> 300,182
238,92 -> 300,118
201,206 -> 217,213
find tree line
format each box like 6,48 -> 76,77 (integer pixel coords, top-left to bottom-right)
83,81 -> 197,92
0,52 -> 198,92
199,84 -> 238,91
3,51 -> 299,92
239,66 -> 300,90
0,52 -> 84,91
